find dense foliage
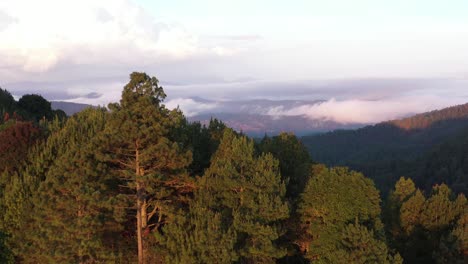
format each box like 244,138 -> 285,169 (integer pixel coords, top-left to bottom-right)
384,177 -> 467,263
0,74 -> 467,263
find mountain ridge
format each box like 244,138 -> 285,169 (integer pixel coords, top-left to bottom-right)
302,101 -> 468,194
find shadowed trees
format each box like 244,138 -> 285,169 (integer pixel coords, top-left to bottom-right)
385,177 -> 467,263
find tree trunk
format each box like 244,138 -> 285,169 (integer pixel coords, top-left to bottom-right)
136,146 -> 144,264
137,183 -> 144,264
142,199 -> 148,262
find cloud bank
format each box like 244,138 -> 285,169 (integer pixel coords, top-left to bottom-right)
164,79 -> 468,124
265,96 -> 468,124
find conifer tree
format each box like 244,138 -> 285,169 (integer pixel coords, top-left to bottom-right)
435,211 -> 467,264
0,116 -> 66,260
258,132 -> 311,199
173,118 -> 227,176
96,72 -> 192,263
337,222 -> 403,264
387,179 -> 467,263
25,108 -> 125,263
159,196 -> 237,264
384,177 -> 418,238
200,129 -> 289,263
399,189 -> 425,234
297,166 -> 397,262
420,184 -> 463,230
0,88 -> 16,117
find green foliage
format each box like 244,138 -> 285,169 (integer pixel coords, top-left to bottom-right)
393,177 -> 417,202
0,88 -> 16,116
97,72 -> 192,263
0,109 -> 116,262
302,103 -> 468,195
159,198 -> 237,264
335,221 -> 399,264
174,118 -> 227,176
25,108 -> 125,263
17,94 -> 53,121
297,165 -> 394,262
258,132 -> 311,199
0,119 -> 70,259
420,184 -> 463,230
386,179 -> 467,263
418,128 -> 468,194
400,189 -> 425,234
2,73 -> 467,264
0,89 -> 68,125
200,129 -> 290,263
434,213 -> 467,264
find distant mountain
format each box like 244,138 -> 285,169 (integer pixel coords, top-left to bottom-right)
189,113 -> 362,137
178,97 -> 366,136
51,101 -> 93,116
302,102 -> 468,194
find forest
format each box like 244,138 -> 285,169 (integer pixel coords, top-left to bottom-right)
0,72 -> 466,264
302,104 -> 468,196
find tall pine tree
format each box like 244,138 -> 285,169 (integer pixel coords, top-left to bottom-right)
96,72 -> 192,263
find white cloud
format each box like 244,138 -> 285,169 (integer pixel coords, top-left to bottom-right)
266,95 -> 468,124
0,0 -> 202,74
165,98 -> 218,117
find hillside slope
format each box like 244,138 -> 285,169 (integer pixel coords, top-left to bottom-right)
302,102 -> 468,193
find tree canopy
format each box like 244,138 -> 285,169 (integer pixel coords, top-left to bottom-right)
0,74 -> 467,263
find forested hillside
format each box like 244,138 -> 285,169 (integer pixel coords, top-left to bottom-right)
302,103 -> 468,194
0,73 -> 466,263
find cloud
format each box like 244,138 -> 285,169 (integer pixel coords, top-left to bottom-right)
266,95 -> 468,124
165,98 -> 218,117
0,0 -> 465,123
0,0 -> 205,74
0,0 -> 259,103
207,34 -> 263,41
0,10 -> 17,31
162,79 -> 468,124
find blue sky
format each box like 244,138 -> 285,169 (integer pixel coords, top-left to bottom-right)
0,0 -> 468,123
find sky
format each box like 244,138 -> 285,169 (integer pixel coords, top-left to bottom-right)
1,0 -> 468,123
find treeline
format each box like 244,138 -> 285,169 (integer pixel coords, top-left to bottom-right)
0,88 -> 66,122
389,103 -> 468,130
0,73 -> 466,263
